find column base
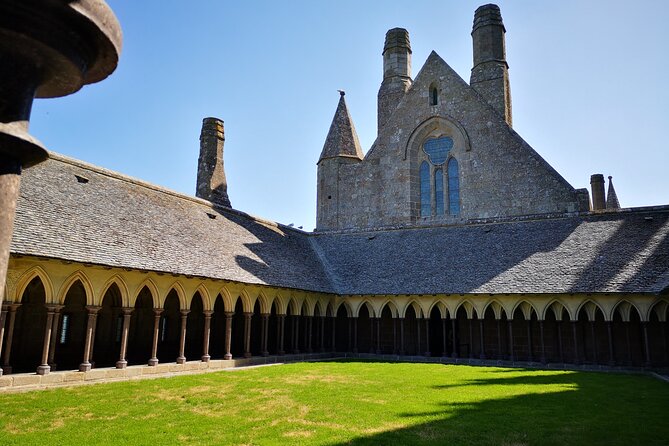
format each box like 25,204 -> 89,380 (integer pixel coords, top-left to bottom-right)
2,365 -> 12,375
116,359 -> 127,369
176,356 -> 186,364
36,364 -> 50,375
243,352 -> 252,358
223,353 -> 232,360
148,358 -> 158,366
201,355 -> 210,362
79,362 -> 92,372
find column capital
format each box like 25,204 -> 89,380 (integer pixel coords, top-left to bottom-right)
5,303 -> 20,312
243,312 -> 253,317
85,305 -> 102,314
260,313 -> 270,318
153,308 -> 164,316
121,307 -> 134,315
180,309 -> 190,317
203,310 -> 214,317
224,311 -> 234,318
45,304 -> 64,313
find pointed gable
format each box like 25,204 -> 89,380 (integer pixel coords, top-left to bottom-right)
318,92 -> 363,163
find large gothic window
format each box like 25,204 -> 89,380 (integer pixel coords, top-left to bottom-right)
419,136 -> 460,218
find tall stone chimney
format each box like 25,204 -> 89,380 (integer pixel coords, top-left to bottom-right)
590,174 -> 605,211
196,117 -> 231,208
470,4 -> 512,126
377,28 -> 412,133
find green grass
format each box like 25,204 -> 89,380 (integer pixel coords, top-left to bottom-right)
0,362 -> 667,445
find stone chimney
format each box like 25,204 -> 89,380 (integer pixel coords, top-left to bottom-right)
377,28 -> 412,133
196,117 -> 230,208
590,174 -> 605,211
470,4 -> 512,126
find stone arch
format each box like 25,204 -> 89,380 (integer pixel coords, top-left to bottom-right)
511,300 -> 538,321
428,300 -> 448,319
649,299 -> 669,322
611,300 -> 642,322
334,300 -> 352,318
163,281 -> 187,309
379,299 -> 399,318
254,291 -> 271,314
57,270 -> 95,306
193,283 -> 212,311
404,115 -> 471,160
455,300 -> 476,319
483,300 -> 505,320
301,297 -> 315,317
13,265 -> 54,304
575,300 -> 605,322
100,275 -> 130,308
355,300 -> 375,318
215,286 -> 235,313
286,298 -> 300,316
313,300 -> 324,317
132,278 -> 159,308
543,299 -> 570,321
401,300 -> 425,318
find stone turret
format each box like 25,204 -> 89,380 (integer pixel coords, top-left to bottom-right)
317,91 -> 363,231
196,117 -> 231,208
606,176 -> 620,210
470,4 -> 512,126
590,174 -> 605,211
377,28 -> 412,133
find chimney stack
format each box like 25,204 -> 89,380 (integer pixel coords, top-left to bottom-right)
196,117 -> 231,208
377,28 -> 412,133
590,174 -> 605,211
470,4 -> 512,126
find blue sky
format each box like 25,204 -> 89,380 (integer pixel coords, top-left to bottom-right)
30,1 -> 668,230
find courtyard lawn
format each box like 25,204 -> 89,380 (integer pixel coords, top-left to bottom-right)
0,362 -> 667,445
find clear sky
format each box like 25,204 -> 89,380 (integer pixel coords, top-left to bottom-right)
29,0 -> 669,231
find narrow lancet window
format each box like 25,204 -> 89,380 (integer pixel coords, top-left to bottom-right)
420,161 -> 431,217
429,84 -> 438,106
435,168 -> 444,216
448,158 -> 460,215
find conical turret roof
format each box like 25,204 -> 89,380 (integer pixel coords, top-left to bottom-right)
606,176 -> 620,209
319,91 -> 363,163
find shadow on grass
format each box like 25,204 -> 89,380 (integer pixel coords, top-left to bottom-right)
327,361 -> 669,446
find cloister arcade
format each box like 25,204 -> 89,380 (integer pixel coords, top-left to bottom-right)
1,257 -> 668,376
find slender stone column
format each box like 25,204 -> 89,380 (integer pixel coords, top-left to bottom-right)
424,318 -> 431,357
0,306 -> 6,376
320,315 -> 325,353
399,318 -> 405,355
468,318 -> 474,359
79,305 -> 101,372
224,311 -> 233,360
376,318 -> 381,354
2,303 -> 19,374
330,315 -> 335,352
201,310 -> 212,362
416,318 -> 421,355
277,314 -> 285,355
261,314 -> 269,357
539,320 -> 546,364
496,319 -> 502,360
625,322 -> 632,365
47,308 -> 62,369
479,319 -> 485,360
572,321 -> 580,365
88,312 -> 99,367
606,321 -> 615,366
442,318 -> 447,357
451,319 -> 458,358
306,316 -> 313,353
557,322 -> 564,363
589,321 -> 598,364
662,322 -> 668,363
293,315 -> 300,354
392,317 -> 397,354
347,317 -> 352,352
148,309 -> 164,366
642,321 -> 651,367
116,307 -> 133,369
37,305 -> 59,375
176,310 -> 189,364
243,312 -> 252,358
352,317 -> 358,353
527,319 -> 533,362
508,320 -> 514,362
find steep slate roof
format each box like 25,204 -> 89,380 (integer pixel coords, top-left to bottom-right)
10,153 -> 669,296
318,93 -> 364,162
310,210 -> 669,295
10,153 -> 334,293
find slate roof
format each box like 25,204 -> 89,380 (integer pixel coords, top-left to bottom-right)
10,153 -> 669,296
318,93 -> 364,162
10,153 -> 334,293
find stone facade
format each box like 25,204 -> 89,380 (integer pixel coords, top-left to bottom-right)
316,6 -> 589,232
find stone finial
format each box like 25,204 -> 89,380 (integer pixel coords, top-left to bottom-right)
196,117 -> 231,208
606,176 -> 620,210
590,174 -> 606,211
378,27 -> 413,133
319,92 -> 363,163
470,4 -> 512,126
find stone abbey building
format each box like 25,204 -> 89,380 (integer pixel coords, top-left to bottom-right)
1,5 -> 668,382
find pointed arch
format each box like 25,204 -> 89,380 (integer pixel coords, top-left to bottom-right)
100,275 -> 130,308
428,300 -> 448,319
455,300 -> 476,319
214,286 -> 234,313
13,265 -> 54,304
402,300 -> 425,318
193,283 -> 212,311
325,302 -> 335,317
132,278 -> 159,308
483,299 -> 504,320
57,270 -> 95,306
575,300 -> 604,322
163,280 -> 187,309
649,299 -> 669,322
333,300 -> 352,318
611,299 -> 642,322
313,300 -> 324,317
379,299 -> 399,318
300,297 -> 315,316
254,291 -> 270,314
355,300 -> 375,318
286,297 -> 300,316
233,290 -> 253,313
544,299 -> 570,321
511,300 -> 538,321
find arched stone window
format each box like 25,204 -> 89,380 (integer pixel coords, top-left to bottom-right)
429,83 -> 439,106
448,157 -> 460,216
420,161 -> 431,217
